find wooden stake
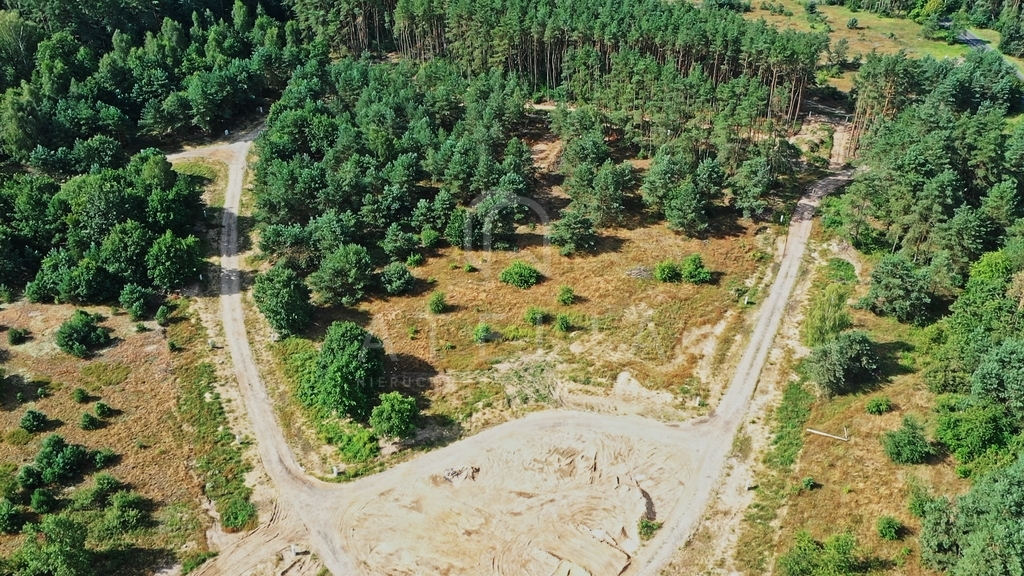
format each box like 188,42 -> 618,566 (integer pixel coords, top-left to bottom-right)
806,428 -> 849,442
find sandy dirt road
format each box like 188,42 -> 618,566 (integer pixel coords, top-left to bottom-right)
168,129 -> 850,575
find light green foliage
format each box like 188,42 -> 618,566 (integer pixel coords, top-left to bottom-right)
971,339 -> 1024,421
554,314 -> 572,332
935,398 -> 1014,465
10,514 -> 92,576
253,265 -> 313,337
428,291 -> 447,314
473,323 -> 493,344
805,330 -> 878,396
155,305 -> 170,326
882,416 -> 934,465
654,260 -> 682,283
824,258 -> 857,283
71,388 -> 88,403
680,254 -> 712,284
499,260 -> 541,289
638,518 -> 663,541
72,473 -> 124,510
802,284 -> 852,346
865,396 -> 892,415
298,322 -> 385,421
557,285 -> 576,306
79,412 -> 101,431
524,307 -> 547,326
370,392 -> 418,439
777,531 -> 860,576
55,310 -> 110,357
337,427 -> 380,464
876,516 -> 902,541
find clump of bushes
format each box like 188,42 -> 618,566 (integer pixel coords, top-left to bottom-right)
19,410 -> 47,433
680,254 -> 713,284
866,396 -> 892,415
427,291 -> 447,314
524,307 -> 547,326
499,260 -> 542,288
55,310 -> 111,358
805,330 -> 878,396
654,260 -> 682,283
882,416 -> 934,465
370,392 -> 418,440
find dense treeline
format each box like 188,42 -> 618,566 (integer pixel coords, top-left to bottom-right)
290,0 -> 827,123
0,0 -> 304,166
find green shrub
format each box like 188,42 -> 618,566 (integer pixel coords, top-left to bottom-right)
71,388 -> 89,403
0,499 -> 22,534
30,488 -> 58,513
119,284 -> 153,321
882,416 -> 934,465
73,473 -> 124,510
877,516 -> 902,541
802,477 -> 817,491
638,518 -> 662,540
93,448 -> 119,469
94,402 -> 114,418
935,401 -> 1013,464
557,285 -> 576,305
380,262 -> 414,295
419,228 -> 440,249
370,392 -> 418,440
155,305 -> 171,326
337,428 -> 379,463
427,291 -> 447,314
16,466 -> 43,492
7,328 -> 28,345
405,253 -> 425,267
79,412 -> 101,431
181,551 -> 218,574
35,435 -> 91,484
866,396 -> 892,415
219,496 -> 256,532
805,330 -> 878,396
473,323 -> 493,344
824,258 -> 857,283
55,310 -> 111,357
499,260 -> 542,288
524,307 -> 547,326
778,531 -> 859,576
802,284 -> 853,346
653,260 -> 682,283
554,314 -> 572,332
5,429 -> 31,446
20,410 -> 47,433
680,254 -> 713,284
101,490 -> 149,535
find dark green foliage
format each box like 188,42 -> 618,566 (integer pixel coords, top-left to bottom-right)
0,499 -> 22,534
55,310 -> 110,357
16,466 -> 44,492
94,402 -> 114,419
862,255 -> 932,324
473,323 -> 494,344
72,473 -> 124,510
380,262 -> 414,295
20,409 -> 47,433
7,327 -> 28,345
100,490 -> 149,536
92,448 -> 118,469
71,388 -> 88,403
638,518 -> 663,540
499,260 -> 541,289
155,305 -> 170,327
935,399 -> 1015,464
654,260 -> 682,283
805,330 -> 878,396
147,231 -> 204,290
803,284 -> 853,346
35,434 -> 91,485
427,291 -> 447,314
865,396 -> 892,415
370,392 -> 418,439
253,265 -> 313,337
777,531 -> 860,576
406,253 -> 425,267
79,412 -> 101,431
524,307 -> 547,326
118,283 -> 152,321
550,209 -> 598,256
730,156 -> 772,218
10,514 -> 93,576
308,244 -> 374,306
30,488 -> 58,514
882,416 -> 934,465
971,339 -> 1024,421
557,285 -> 576,306
876,516 -> 902,541
298,322 -> 385,421
380,223 -> 418,261
680,254 -> 713,284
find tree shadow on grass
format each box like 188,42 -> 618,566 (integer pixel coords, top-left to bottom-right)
95,546 -> 176,576
873,340 -> 916,381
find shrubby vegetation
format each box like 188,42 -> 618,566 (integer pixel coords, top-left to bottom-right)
297,321 -> 385,421
253,264 -> 312,336
54,310 -> 111,358
805,330 -> 878,396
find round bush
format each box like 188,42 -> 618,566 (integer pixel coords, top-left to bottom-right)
80,412 -> 101,431
557,285 -> 576,306
0,499 -> 22,534
882,416 -> 934,465
473,323 -> 493,344
19,410 -> 47,433
877,515 -> 902,540
7,328 -> 28,345
380,262 -> 414,295
866,396 -> 892,415
681,254 -> 712,284
94,402 -> 114,418
30,488 -> 58,514
654,260 -> 682,283
72,388 -> 89,403
499,261 -> 542,289
427,291 -> 447,314
370,392 -> 418,440
554,314 -> 572,332
524,307 -> 546,326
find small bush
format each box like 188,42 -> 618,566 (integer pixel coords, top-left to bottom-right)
554,314 -> 572,332
638,518 -> 663,540
73,473 -> 124,510
0,499 -> 22,534
427,291 -> 447,314
680,254 -> 713,284
93,448 -> 119,469
499,260 -> 542,289
55,310 -> 111,358
134,322 -> 148,333
80,412 -> 101,431
802,477 -> 817,491
72,388 -> 89,403
30,488 -> 58,514
370,392 -> 418,440
337,428 -> 379,463
882,416 -> 934,465
181,551 -> 218,574
380,262 -> 414,295
7,328 -> 28,345
20,410 -> 47,433
877,516 -> 902,540
524,307 -> 547,326
405,253 -> 425,267
557,285 -> 575,306
155,305 -> 170,327
866,396 -> 892,415
95,402 -> 114,418
119,284 -> 153,321
473,323 -> 493,344
654,260 -> 682,283
219,496 -> 256,532
825,258 -> 857,283
846,17 -> 858,28
102,490 -> 149,535
463,263 -> 476,272
419,228 -> 440,249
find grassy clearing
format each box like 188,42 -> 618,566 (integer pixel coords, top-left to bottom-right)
172,159 -> 228,209
80,362 -> 131,390
168,302 -> 257,533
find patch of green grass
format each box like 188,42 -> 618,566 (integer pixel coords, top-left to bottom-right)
4,429 -> 31,446
80,362 -> 131,390
763,381 -> 815,470
638,518 -> 663,540
181,551 -> 218,574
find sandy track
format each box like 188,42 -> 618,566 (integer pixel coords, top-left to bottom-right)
167,126 -> 850,575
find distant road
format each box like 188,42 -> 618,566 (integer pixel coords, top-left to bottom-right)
959,29 -> 1024,81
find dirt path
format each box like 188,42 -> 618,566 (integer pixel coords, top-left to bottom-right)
167,126 -> 851,575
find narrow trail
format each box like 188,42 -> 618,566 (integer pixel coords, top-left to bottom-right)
168,122 -> 851,575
